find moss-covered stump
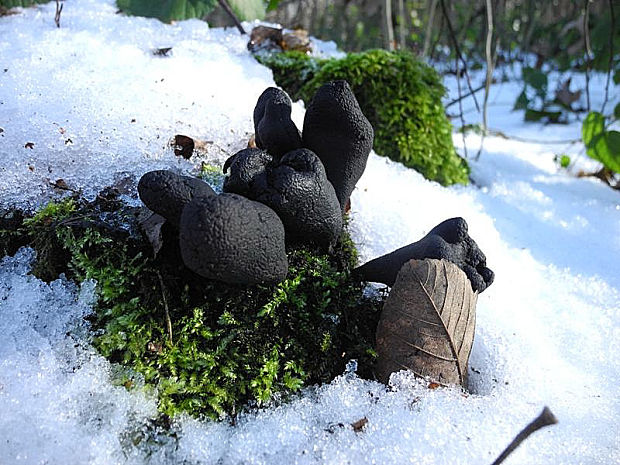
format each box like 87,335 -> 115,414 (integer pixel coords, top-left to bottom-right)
256,49 -> 470,186
0,194 -> 384,420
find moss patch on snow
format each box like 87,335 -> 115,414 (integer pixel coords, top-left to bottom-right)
2,194 -> 384,420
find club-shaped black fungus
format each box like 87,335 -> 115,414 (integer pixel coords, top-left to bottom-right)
222,148 -> 273,198
223,148 -> 342,248
178,193 -> 288,285
353,217 -> 494,292
137,170 -> 215,227
253,87 -> 302,158
302,80 -> 374,212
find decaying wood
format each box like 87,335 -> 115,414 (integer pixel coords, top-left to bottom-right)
375,258 -> 477,388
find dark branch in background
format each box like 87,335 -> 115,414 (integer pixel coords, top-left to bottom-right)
445,83 -> 486,109
601,0 -> 615,114
422,0 -> 438,57
456,49 -> 468,159
54,0 -> 63,28
218,0 -> 246,35
439,0 -> 481,113
490,406 -> 558,465
477,0 -> 495,161
583,0 -> 591,112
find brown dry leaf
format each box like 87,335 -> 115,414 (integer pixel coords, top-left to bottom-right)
51,178 -> 70,191
24,142 -> 34,149
282,29 -> 311,53
351,417 -> 368,433
173,134 -> 195,159
555,78 -> 581,109
248,26 -> 284,53
427,382 -> 441,390
375,258 -> 478,388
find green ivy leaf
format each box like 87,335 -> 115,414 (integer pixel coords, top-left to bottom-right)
522,67 -> 547,99
524,108 -> 561,123
116,0 -> 218,23
266,0 -> 281,12
513,89 -> 529,111
582,111 -> 605,148
227,0 -> 265,20
0,0 -> 48,6
582,112 -> 620,173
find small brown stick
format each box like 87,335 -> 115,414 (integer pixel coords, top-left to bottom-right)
157,271 -> 173,345
491,406 -> 558,465
54,0 -> 63,28
218,0 -> 246,35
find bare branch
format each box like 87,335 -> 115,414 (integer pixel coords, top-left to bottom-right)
384,0 -> 395,51
476,0 -> 495,161
445,83 -> 486,109
583,0 -> 592,112
422,0 -> 439,58
491,406 -> 558,465
601,0 -> 615,114
54,0 -> 63,28
455,51 -> 468,159
439,0 -> 480,113
218,0 -> 246,35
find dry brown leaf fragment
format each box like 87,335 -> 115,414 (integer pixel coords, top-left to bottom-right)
24,142 -> 35,149
152,47 -> 172,57
375,258 -> 478,388
51,178 -> 70,191
282,30 -> 311,53
137,209 -> 166,257
351,417 -> 368,432
173,134 -> 195,159
248,26 -> 283,53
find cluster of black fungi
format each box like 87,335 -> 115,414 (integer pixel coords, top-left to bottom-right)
138,80 -> 494,293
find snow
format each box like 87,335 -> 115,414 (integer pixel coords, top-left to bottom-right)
1,1 -> 619,464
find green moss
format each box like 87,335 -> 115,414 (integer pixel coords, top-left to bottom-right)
257,50 -> 470,186
18,196 -> 383,420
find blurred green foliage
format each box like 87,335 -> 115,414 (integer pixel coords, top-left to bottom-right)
116,0 -> 266,23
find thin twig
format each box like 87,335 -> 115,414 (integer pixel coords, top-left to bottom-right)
491,406 -> 558,465
583,0 -> 591,112
218,0 -> 245,35
483,129 -> 580,145
384,0 -> 395,51
456,51 -> 468,159
54,0 -> 63,28
157,271 -> 173,345
601,0 -> 615,114
476,0 -> 495,161
439,0 -> 480,113
445,83 -> 486,109
422,0 -> 438,57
